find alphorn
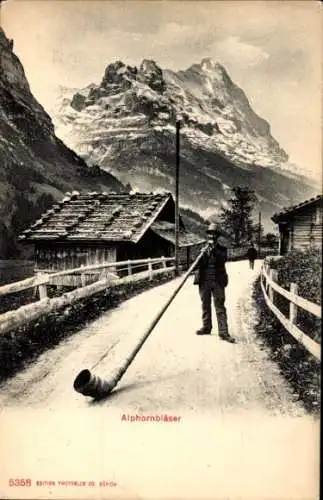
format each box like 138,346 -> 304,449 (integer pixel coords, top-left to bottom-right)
73,243 -> 210,399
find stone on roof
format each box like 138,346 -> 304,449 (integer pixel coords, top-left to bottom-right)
19,192 -> 171,243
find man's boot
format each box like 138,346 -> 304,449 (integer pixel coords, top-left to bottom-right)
219,332 -> 236,343
196,328 -> 211,335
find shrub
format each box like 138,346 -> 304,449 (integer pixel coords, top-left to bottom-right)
267,247 -> 321,304
0,271 -> 174,382
266,248 -> 321,342
253,277 -> 320,415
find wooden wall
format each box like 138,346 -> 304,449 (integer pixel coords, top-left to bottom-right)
278,203 -> 322,254
34,244 -> 117,286
32,232 -> 207,285
117,233 -> 203,273
116,233 -> 173,276
292,204 -> 322,251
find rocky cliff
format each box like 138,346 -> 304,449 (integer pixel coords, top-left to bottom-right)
0,28 -> 125,258
52,58 -> 316,230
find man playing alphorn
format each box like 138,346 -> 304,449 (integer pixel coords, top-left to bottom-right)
194,223 -> 235,343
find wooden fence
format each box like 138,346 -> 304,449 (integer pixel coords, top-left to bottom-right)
0,256 -> 175,335
260,262 -> 321,361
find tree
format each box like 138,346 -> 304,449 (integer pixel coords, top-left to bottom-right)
250,221 -> 264,244
262,232 -> 278,248
219,187 -> 257,245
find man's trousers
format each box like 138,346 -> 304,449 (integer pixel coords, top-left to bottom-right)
198,283 -> 229,335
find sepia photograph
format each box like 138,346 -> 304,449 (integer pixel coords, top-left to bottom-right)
0,1 -> 321,499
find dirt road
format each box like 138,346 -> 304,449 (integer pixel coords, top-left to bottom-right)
0,260 -> 319,500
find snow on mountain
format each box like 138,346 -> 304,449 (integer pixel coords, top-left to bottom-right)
50,57 -> 316,230
270,160 -> 319,184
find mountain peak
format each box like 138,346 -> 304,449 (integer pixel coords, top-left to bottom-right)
0,27 -> 30,93
200,58 -> 230,80
200,57 -> 218,71
101,60 -> 137,88
140,59 -> 161,73
138,59 -> 166,93
184,58 -> 229,83
51,56 -> 317,233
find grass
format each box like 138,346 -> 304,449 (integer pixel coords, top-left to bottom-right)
0,271 -> 174,383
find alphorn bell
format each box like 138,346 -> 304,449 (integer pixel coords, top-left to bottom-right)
73,243 -> 210,399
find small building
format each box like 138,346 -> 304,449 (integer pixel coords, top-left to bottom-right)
271,194 -> 322,255
19,191 -> 205,284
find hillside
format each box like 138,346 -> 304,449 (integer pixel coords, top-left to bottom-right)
0,28 -> 125,258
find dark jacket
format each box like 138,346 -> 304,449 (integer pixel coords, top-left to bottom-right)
246,247 -> 257,260
194,243 -> 228,287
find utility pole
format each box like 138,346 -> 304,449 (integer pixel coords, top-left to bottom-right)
175,121 -> 180,276
258,211 -> 261,258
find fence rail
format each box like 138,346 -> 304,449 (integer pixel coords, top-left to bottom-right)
260,263 -> 321,361
0,256 -> 174,297
0,256 -> 175,335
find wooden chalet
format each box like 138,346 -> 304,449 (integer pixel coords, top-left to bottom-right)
272,194 -> 322,255
19,191 -> 205,284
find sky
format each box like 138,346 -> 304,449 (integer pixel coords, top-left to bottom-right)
1,0 -> 322,180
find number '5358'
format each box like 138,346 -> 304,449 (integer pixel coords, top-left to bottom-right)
9,479 -> 32,487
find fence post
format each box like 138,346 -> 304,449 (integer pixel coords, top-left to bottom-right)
37,272 -> 48,299
127,260 -> 132,276
261,265 -> 266,289
80,264 -> 86,287
265,267 -> 270,295
272,270 -> 278,281
271,269 -> 278,304
268,269 -> 274,302
148,258 -> 153,280
289,282 -> 298,325
161,256 -> 167,269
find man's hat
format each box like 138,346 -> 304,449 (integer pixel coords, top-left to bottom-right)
206,222 -> 234,245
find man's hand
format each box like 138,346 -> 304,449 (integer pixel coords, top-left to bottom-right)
206,241 -> 214,255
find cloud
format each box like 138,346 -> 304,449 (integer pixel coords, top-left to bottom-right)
214,36 -> 269,68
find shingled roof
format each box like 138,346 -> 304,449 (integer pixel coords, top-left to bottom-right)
151,221 -> 205,247
19,191 -> 173,243
272,194 -> 322,223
